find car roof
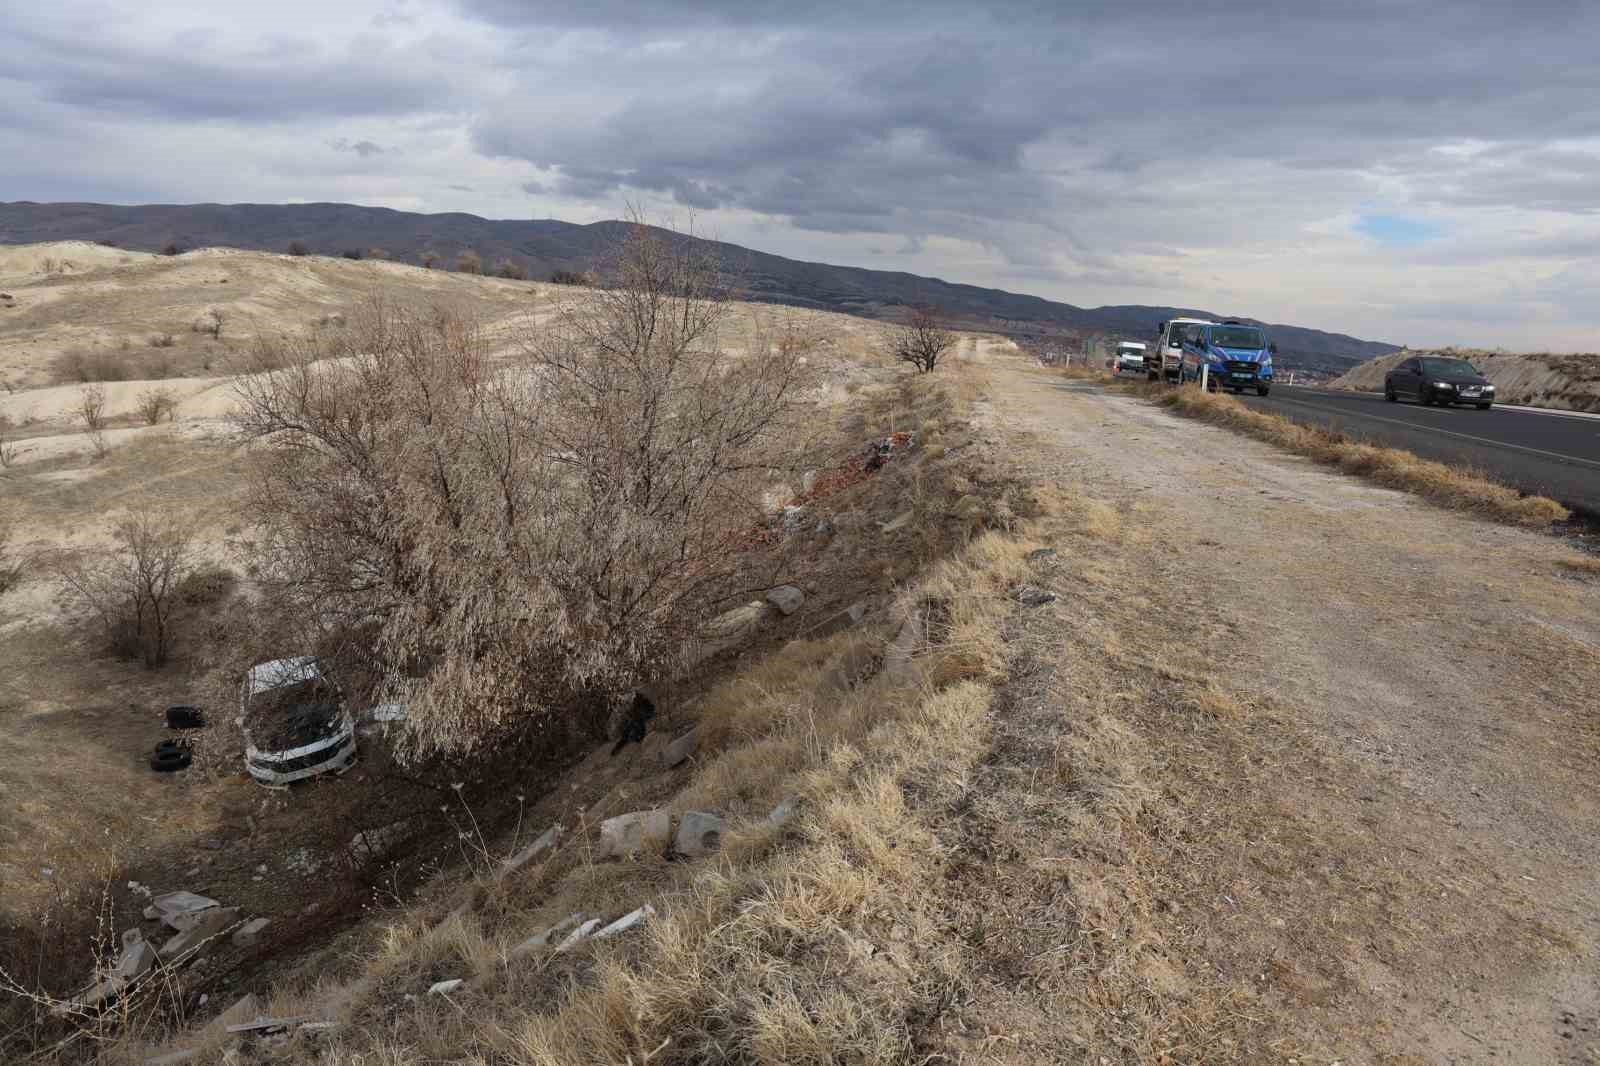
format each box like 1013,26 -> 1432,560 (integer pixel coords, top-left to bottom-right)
1117,341 -> 1147,349
1167,317 -> 1215,326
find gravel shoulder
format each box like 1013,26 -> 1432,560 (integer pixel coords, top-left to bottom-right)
973,361 -> 1600,1063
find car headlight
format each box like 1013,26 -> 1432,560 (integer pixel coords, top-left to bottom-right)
1433,381 -> 1456,389
1483,385 -> 1495,392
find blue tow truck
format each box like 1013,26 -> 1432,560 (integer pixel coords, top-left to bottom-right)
1179,319 -> 1276,396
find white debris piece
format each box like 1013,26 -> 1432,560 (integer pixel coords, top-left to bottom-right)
554,918 -> 604,953
500,825 -> 563,876
594,904 -> 655,940
427,979 -> 465,996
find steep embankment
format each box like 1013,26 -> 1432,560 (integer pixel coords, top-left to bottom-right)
1332,348 -> 1600,412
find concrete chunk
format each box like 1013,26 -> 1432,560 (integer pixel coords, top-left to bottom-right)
143,891 -> 219,931
660,728 -> 700,768
427,979 -> 465,996
596,810 -> 671,860
160,906 -> 241,961
594,904 -> 655,940
500,825 -> 563,876
675,811 -> 727,857
554,917 -> 603,953
231,917 -> 271,948
766,585 -> 804,616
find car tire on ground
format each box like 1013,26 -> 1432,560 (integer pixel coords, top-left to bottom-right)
150,744 -> 192,772
1477,403 -> 1492,410
166,705 -> 205,729
1385,384 -> 1396,402
1257,385 -> 1270,397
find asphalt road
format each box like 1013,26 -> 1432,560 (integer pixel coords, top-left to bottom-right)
1237,385 -> 1600,517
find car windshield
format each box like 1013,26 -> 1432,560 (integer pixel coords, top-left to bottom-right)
1420,357 -> 1478,375
1210,326 -> 1264,349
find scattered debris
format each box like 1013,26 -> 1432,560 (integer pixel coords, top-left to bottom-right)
225,1014 -> 312,1034
510,913 -> 587,959
160,906 -> 242,961
780,505 -> 810,534
883,611 -> 926,679
660,728 -> 700,768
594,904 -> 655,939
231,917 -> 271,948
349,820 -> 411,862
143,891 -> 219,930
53,929 -> 157,1015
554,917 -> 604,953
1012,584 -> 1058,606
882,510 -> 915,533
500,825 -> 563,876
427,979 -> 465,996
150,738 -> 193,773
765,585 -> 805,616
596,809 -> 672,860
1026,547 -> 1058,563
674,811 -> 726,857
165,705 -> 206,729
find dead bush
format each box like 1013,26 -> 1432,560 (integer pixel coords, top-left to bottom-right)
0,523 -> 23,592
134,386 -> 180,425
149,332 -> 176,349
287,239 -> 310,256
0,432 -> 16,470
232,221 -> 817,761
194,308 -> 225,339
495,259 -> 528,280
160,242 -> 182,256
455,249 -> 482,274
55,511 -> 198,667
550,268 -> 592,286
885,304 -> 956,373
50,349 -> 130,384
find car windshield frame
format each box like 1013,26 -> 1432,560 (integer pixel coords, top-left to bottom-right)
1419,357 -> 1479,376
1209,326 -> 1265,350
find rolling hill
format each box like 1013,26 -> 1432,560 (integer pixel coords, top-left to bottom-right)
0,200 -> 1398,373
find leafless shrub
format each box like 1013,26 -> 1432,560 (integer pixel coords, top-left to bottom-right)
134,386 -> 180,425
420,250 -> 439,269
455,249 -> 482,274
886,305 -> 957,374
0,523 -> 23,592
160,242 -> 181,256
76,383 -> 110,456
195,308 -> 225,339
0,433 -> 17,470
549,268 -> 592,286
55,512 -> 197,667
287,240 -> 310,256
341,248 -> 364,260
495,259 -> 528,280
232,221 -> 816,760
149,332 -> 176,348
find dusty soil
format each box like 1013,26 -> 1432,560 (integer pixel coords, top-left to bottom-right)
952,356 -> 1600,1062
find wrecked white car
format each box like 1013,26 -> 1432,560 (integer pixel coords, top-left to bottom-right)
240,657 -> 357,788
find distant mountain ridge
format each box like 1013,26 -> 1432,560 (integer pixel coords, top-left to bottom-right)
0,200 -> 1398,372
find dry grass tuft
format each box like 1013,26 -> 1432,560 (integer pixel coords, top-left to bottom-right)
1151,385 -> 1570,526
1557,554 -> 1600,578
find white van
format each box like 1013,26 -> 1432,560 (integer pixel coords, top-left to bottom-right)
1114,341 -> 1147,375
1149,317 -> 1215,383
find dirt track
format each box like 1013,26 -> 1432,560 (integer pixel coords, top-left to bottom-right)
979,359 -> 1600,1063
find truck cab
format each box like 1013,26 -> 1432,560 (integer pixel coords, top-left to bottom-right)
1150,317 -> 1214,382
1179,319 -> 1276,396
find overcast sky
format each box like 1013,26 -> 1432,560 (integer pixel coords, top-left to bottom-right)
4,1 -> 1598,349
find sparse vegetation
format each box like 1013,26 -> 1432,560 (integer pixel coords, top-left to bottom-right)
232,223 -> 816,760
55,511 -> 198,667
495,258 -> 528,280
75,383 -> 109,456
1152,384 -> 1570,526
420,249 -> 439,269
134,386 -> 180,425
550,268 -> 592,286
160,242 -> 181,257
455,249 -> 482,274
194,308 -> 225,339
886,304 -> 956,373
340,248 -> 364,260
287,239 -> 309,256
0,523 -> 22,592
150,332 -> 176,348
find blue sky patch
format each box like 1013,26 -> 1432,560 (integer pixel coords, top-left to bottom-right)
1355,213 -> 1444,245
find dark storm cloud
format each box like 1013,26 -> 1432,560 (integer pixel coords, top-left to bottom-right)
0,11 -> 466,122
462,0 -> 1600,279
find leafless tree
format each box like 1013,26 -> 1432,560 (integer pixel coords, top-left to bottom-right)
287,240 -> 310,256
196,308 -> 225,339
231,220 -> 816,759
886,305 -> 957,374
135,386 -> 180,425
56,512 -> 197,667
455,249 -> 482,274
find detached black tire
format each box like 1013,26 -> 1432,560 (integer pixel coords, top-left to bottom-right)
150,745 -> 192,772
166,705 -> 205,729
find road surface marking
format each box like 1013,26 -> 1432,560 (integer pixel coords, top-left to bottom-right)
1266,394 -> 1600,472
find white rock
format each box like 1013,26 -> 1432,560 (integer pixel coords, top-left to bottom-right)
510,912 -> 587,959
500,825 -> 563,876
427,979 -> 465,996
660,728 -> 700,768
765,585 -> 804,616
596,810 -> 672,860
675,811 -> 727,857
231,918 -> 271,949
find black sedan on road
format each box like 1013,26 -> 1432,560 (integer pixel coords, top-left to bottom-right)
1384,355 -> 1496,409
